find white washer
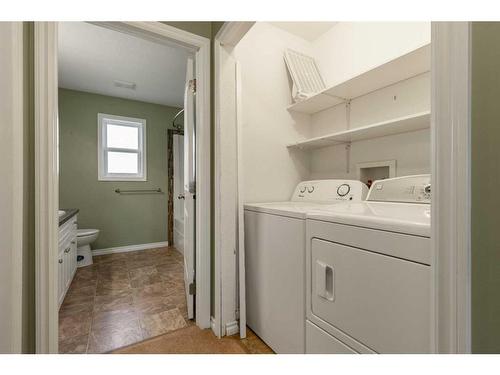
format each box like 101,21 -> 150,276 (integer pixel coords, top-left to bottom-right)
305,175 -> 432,354
244,180 -> 368,353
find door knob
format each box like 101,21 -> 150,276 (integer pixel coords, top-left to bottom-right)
178,194 -> 185,200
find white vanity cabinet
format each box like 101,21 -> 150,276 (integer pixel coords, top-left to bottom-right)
58,214 -> 78,308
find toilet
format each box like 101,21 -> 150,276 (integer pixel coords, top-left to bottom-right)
76,229 -> 99,267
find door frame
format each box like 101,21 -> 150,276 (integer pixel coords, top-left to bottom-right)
431,22 -> 471,353
214,22 -> 472,351
0,21 -> 24,353
34,21 -> 211,353
213,22 -> 254,337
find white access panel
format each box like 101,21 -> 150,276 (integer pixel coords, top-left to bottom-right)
306,320 -> 357,354
244,210 -> 305,353
310,238 -> 431,353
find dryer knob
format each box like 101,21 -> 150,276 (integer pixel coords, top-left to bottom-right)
337,184 -> 350,197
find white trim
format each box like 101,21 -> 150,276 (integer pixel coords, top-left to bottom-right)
431,22 -> 471,354
0,22 -> 24,353
213,37 -> 223,338
35,22 -> 59,354
210,316 -> 218,337
92,241 -> 170,256
97,113 -> 147,181
10,22 -> 24,354
216,22 -> 255,46
35,21 -> 211,353
225,320 -> 239,337
235,61 -> 247,339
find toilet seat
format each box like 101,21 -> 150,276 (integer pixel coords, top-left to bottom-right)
77,228 -> 99,237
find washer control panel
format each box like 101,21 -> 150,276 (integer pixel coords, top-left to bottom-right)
292,180 -> 369,202
367,174 -> 431,204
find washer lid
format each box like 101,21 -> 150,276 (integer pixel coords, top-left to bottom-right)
244,201 -> 343,219
307,201 -> 431,237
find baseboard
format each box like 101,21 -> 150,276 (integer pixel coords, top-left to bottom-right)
211,316 -> 220,338
92,241 -> 169,256
225,320 -> 239,337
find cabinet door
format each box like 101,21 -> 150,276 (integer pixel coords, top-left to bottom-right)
58,251 -> 65,306
63,243 -> 72,290
70,236 -> 77,278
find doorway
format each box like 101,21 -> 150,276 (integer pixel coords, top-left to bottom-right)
34,21 -> 212,353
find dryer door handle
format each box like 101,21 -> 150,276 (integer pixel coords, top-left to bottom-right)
316,261 -> 335,302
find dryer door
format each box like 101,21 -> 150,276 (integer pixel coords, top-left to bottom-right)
310,238 -> 431,353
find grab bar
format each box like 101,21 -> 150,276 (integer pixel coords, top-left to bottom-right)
115,188 -> 163,194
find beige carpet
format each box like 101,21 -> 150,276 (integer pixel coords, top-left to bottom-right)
112,325 -> 273,354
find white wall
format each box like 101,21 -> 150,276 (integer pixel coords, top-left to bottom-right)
313,22 -> 431,87
309,73 -> 431,179
234,22 -> 313,203
309,22 -> 431,180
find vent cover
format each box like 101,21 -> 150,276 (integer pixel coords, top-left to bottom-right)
284,49 -> 325,102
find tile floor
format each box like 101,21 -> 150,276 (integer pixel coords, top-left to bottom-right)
59,247 -> 191,353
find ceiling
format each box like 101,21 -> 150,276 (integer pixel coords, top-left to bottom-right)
269,22 -> 337,42
58,22 -> 191,108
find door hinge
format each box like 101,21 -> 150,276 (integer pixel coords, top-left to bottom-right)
189,282 -> 196,295
189,79 -> 197,93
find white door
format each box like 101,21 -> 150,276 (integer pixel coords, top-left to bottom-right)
173,134 -> 184,253
183,58 -> 196,320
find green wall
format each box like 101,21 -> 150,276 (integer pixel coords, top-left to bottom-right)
59,88 -> 181,249
471,22 -> 500,353
162,22 -> 213,39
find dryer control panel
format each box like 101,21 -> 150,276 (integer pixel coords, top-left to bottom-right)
367,174 -> 431,204
292,180 -> 369,203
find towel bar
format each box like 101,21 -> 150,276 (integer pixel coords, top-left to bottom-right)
115,188 -> 163,194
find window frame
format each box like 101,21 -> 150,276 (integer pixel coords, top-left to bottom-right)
97,113 -> 147,181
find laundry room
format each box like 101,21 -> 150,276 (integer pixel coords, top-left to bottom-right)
226,22 -> 432,353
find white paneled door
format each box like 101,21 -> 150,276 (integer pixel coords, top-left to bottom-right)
183,57 -> 196,320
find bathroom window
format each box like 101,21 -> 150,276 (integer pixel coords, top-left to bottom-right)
98,113 -> 147,181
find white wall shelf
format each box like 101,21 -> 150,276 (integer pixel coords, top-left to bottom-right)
287,44 -> 431,115
287,111 -> 430,150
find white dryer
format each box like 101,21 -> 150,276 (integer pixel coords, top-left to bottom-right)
244,180 -> 368,353
305,175 -> 432,354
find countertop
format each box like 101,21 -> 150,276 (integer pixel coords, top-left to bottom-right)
59,208 -> 79,226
